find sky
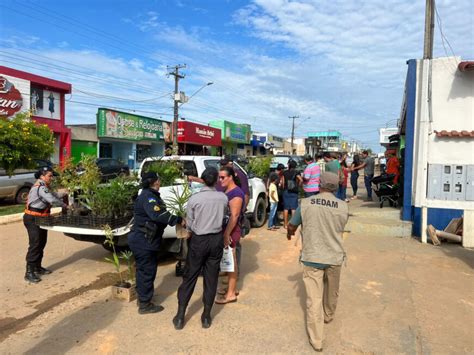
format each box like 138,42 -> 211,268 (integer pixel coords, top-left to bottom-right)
1,0 -> 472,152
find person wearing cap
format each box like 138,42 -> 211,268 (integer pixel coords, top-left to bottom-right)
128,172 -> 183,314
172,167 -> 228,330
287,172 -> 349,352
302,154 -> 321,198
23,166 -> 68,283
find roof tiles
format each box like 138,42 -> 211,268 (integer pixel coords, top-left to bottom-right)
434,130 -> 474,138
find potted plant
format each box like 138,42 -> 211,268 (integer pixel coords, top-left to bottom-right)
164,184 -> 192,238
103,225 -> 136,302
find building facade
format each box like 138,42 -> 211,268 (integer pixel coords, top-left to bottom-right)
96,108 -> 172,169
209,120 -> 251,156
399,57 -> 474,247
0,66 -> 72,165
177,120 -> 222,155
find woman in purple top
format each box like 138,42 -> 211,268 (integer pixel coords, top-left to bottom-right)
215,166 -> 244,304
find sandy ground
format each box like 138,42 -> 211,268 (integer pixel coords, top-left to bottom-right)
0,197 -> 473,354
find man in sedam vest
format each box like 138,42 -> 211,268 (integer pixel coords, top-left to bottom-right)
287,172 -> 349,352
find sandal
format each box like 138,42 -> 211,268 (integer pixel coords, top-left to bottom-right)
215,296 -> 238,304
217,288 -> 240,296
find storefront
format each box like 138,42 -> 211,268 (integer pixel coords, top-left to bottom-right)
97,108 -> 172,169
68,124 -> 98,164
251,133 -> 285,155
209,120 -> 251,156
177,121 -> 221,155
0,65 -> 72,165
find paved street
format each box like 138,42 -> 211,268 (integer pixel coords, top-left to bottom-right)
0,199 -> 473,354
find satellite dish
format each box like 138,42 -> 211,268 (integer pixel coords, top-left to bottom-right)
263,141 -> 274,150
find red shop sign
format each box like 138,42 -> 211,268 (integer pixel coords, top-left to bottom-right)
0,76 -> 23,118
178,121 -> 222,146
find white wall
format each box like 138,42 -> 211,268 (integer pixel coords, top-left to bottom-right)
427,58 -> 474,164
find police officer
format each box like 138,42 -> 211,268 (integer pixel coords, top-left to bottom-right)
129,172 -> 183,314
23,166 -> 68,283
287,172 -> 349,352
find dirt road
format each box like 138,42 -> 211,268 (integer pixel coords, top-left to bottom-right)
0,200 -> 473,353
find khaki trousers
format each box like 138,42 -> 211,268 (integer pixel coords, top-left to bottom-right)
302,264 -> 341,349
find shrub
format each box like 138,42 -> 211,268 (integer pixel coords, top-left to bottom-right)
0,113 -> 55,176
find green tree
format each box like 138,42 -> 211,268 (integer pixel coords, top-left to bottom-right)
0,113 -> 55,176
246,156 -> 273,179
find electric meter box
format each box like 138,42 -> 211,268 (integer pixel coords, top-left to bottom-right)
427,164 -> 474,201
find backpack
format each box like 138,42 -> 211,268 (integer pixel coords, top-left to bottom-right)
286,171 -> 299,193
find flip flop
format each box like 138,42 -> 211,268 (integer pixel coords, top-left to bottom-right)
217,288 -> 240,296
215,297 -> 238,305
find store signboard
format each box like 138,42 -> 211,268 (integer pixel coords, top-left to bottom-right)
97,108 -> 172,142
209,120 -> 251,144
0,75 -> 25,118
177,121 -> 221,146
379,127 -> 398,144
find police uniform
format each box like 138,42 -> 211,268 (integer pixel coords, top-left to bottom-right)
288,172 -> 349,352
128,186 -> 181,312
24,179 -> 66,283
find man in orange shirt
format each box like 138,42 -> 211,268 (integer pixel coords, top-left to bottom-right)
385,151 -> 400,184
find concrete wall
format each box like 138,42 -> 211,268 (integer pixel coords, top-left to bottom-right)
69,125 -> 99,142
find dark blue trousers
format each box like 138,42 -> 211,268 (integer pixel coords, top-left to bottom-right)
130,246 -> 159,303
364,174 -> 374,199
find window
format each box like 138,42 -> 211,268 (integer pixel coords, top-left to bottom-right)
204,159 -> 221,170
182,161 -> 198,177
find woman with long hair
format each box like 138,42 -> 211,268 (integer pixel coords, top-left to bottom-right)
350,154 -> 361,199
215,166 -> 245,304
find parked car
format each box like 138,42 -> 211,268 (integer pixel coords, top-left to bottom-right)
0,160 -> 54,204
78,158 -> 130,181
270,155 -> 306,172
97,158 -> 130,181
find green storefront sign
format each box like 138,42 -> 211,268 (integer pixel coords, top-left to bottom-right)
209,120 -> 251,144
97,108 -> 172,142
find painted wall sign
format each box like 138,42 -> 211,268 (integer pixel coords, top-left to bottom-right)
97,108 -> 172,142
209,120 -> 251,144
0,76 -> 23,117
177,121 -> 222,146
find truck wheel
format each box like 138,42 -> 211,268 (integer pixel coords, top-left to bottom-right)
15,187 -> 30,204
251,196 -> 267,228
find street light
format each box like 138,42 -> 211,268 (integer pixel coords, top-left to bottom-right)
179,82 -> 214,107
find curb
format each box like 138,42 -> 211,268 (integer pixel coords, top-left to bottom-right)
0,207 -> 62,226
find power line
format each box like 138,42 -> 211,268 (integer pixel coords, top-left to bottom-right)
0,50 -> 168,94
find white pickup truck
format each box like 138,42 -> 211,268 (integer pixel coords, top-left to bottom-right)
38,156 -> 268,260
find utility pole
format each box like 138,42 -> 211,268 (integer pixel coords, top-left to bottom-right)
289,115 -> 299,154
423,0 -> 435,59
167,64 -> 186,151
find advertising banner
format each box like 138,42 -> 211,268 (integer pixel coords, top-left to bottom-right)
0,75 -> 27,118
97,108 -> 172,142
177,121 -> 221,146
225,121 -> 250,143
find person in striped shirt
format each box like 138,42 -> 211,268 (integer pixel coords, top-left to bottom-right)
303,154 -> 321,198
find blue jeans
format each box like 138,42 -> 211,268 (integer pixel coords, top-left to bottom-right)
364,174 -> 374,199
350,172 -> 359,196
268,202 -> 278,228
336,185 -> 347,200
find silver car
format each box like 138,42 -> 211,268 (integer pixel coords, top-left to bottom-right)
0,160 -> 53,204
